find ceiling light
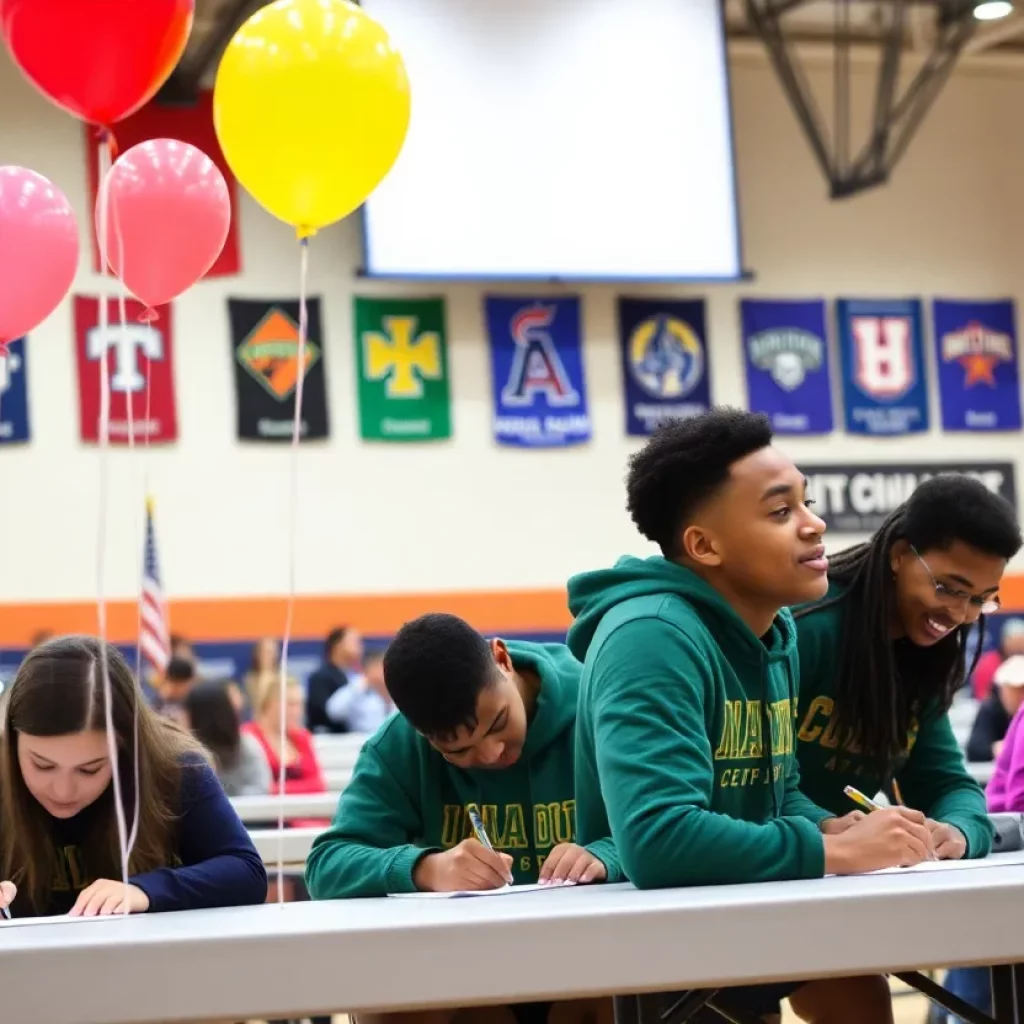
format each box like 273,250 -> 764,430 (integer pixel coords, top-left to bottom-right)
974,1 -> 1014,20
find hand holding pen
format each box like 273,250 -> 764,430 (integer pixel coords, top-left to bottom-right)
412,808 -> 514,892
0,880 -> 16,920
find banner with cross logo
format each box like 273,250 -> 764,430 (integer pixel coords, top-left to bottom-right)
0,337 -> 30,444
228,298 -> 329,442
353,297 -> 452,442
73,296 -> 179,444
836,298 -> 929,436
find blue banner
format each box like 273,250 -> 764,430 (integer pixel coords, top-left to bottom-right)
0,338 -> 30,444
617,298 -> 711,436
836,298 -> 929,435
932,299 -> 1021,432
740,299 -> 833,435
485,296 -> 591,447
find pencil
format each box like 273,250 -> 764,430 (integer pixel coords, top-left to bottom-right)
843,785 -> 883,813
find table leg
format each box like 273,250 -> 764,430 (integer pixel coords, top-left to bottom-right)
613,995 -> 639,1024
990,964 -> 1018,1023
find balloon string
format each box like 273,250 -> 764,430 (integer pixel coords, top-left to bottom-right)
115,190 -> 142,861
94,137 -> 131,903
277,237 -> 310,906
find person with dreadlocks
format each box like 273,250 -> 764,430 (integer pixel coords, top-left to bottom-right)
793,474 -> 1022,862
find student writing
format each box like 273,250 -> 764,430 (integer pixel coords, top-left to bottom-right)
793,475 -> 1020,860
0,635 -> 267,918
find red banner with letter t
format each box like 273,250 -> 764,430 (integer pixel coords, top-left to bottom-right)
73,296 -> 179,444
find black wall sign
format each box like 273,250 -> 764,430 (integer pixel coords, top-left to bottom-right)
801,462 -> 1017,534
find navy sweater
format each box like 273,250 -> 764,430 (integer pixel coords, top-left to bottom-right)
8,758 -> 267,918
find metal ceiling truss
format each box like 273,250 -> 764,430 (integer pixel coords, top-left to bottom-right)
741,0 -> 979,198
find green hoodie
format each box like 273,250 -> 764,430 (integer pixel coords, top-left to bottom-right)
305,641 -> 622,898
569,556 -> 831,890
794,583 -> 992,857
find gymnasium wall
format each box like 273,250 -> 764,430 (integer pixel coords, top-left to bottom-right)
2,46 -> 1024,647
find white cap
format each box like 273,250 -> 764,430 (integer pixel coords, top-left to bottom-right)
995,654 -> 1024,687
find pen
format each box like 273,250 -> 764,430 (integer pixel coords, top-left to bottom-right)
467,806 -> 513,884
1,903 -> 10,920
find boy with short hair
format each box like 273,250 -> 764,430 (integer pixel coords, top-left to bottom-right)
570,408 -> 932,1023
306,613 -> 616,1024
306,612 -> 620,898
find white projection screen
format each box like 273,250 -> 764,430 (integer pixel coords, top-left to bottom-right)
359,0 -> 743,281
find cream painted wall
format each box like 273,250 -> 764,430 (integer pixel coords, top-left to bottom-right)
0,47 -> 1022,603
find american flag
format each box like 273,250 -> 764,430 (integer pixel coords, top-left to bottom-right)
140,497 -> 170,676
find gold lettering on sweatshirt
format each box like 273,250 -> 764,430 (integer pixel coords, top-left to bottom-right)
797,696 -> 920,768
440,800 -> 576,853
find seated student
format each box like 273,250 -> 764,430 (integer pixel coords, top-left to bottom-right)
306,613 -> 618,1024
570,409 -> 932,1024
966,653 -> 1024,763
0,635 -> 267,918
186,679 -> 272,798
323,647 -> 395,734
152,655 -> 198,728
793,475 -> 1020,861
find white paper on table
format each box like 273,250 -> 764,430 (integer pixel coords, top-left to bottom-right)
867,857 -> 1015,876
1,913 -> 129,928
389,880 -> 577,899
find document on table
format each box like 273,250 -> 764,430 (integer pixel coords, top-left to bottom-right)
869,857 -> 1014,876
1,913 -> 128,928
390,880 -> 577,899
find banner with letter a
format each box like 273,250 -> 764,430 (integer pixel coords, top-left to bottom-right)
0,337 -> 30,444
229,298 -> 329,443
932,299 -> 1021,432
485,296 -> 590,447
353,297 -> 451,442
740,299 -> 832,435
836,298 -> 929,436
618,297 -> 710,436
74,296 -> 178,444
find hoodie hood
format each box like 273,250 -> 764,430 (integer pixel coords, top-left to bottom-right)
567,555 -> 797,666
505,640 -> 579,756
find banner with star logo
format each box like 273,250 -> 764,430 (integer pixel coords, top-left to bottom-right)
932,299 -> 1021,432
228,298 -> 329,442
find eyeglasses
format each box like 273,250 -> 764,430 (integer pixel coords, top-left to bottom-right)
911,546 -> 1001,616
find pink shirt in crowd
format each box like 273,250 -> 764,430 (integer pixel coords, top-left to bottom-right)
986,703 -> 1024,813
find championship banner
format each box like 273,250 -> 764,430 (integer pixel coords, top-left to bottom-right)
740,298 -> 833,435
229,298 -> 329,443
0,338 -> 30,444
617,297 -> 710,436
74,297 -> 178,444
485,296 -> 590,447
353,297 -> 451,441
836,298 -> 929,436
84,92 -> 241,277
801,462 -> 1016,534
932,299 -> 1021,432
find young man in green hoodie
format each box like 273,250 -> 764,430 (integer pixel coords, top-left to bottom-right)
306,613 -> 619,1024
570,408 -> 935,1023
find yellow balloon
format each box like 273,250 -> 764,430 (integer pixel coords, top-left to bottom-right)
213,0 -> 411,236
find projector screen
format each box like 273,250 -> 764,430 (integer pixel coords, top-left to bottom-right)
360,0 -> 743,281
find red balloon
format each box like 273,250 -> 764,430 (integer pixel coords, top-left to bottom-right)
98,139 -> 231,310
0,0 -> 194,126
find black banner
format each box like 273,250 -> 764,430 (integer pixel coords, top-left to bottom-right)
229,298 -> 329,442
802,462 -> 1017,534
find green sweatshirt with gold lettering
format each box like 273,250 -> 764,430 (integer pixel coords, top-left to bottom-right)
305,641 -> 622,898
569,555 -> 832,890
793,584 -> 992,857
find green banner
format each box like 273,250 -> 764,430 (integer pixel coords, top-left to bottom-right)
353,297 -> 452,441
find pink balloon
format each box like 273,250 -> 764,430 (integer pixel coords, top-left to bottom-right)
98,138 -> 230,310
0,166 -> 79,346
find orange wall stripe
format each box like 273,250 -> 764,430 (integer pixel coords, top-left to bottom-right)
0,589 -> 575,646
4,575 -> 1024,647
